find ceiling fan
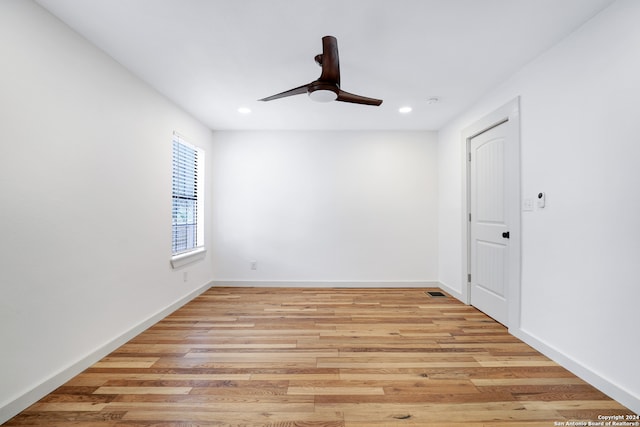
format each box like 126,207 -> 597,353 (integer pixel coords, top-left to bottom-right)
259,36 -> 383,106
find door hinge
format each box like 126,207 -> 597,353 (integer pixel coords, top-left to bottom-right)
468,213 -> 471,222
468,152 -> 471,161
468,273 -> 471,283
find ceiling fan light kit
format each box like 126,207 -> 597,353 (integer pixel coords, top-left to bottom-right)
308,83 -> 339,102
259,36 -> 383,107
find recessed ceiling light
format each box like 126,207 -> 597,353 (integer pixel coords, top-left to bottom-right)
237,107 -> 251,114
398,106 -> 412,114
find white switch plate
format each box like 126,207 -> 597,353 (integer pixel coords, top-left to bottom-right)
522,199 -> 534,211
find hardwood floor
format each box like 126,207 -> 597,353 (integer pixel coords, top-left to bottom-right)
5,287 -> 634,426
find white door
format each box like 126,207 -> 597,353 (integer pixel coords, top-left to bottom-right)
469,121 -> 512,325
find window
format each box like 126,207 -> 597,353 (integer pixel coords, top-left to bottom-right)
171,132 -> 205,267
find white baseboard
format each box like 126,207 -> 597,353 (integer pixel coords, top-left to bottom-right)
212,280 -> 441,288
0,281 -> 213,424
511,327 -> 640,414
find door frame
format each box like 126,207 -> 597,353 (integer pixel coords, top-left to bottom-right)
461,97 -> 521,330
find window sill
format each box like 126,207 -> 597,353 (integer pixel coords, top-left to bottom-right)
171,247 -> 206,269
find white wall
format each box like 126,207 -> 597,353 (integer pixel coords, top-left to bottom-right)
211,130 -> 438,285
438,0 -> 640,412
0,1 -> 214,421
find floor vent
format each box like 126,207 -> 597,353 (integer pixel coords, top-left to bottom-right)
426,291 -> 447,298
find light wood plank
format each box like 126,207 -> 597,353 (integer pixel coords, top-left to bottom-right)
288,387 -> 385,395
93,386 -> 192,395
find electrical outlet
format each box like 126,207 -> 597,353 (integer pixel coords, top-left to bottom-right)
250,261 -> 257,270
523,198 -> 534,212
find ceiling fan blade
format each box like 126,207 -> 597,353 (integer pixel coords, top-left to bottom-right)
336,90 -> 383,106
259,84 -> 309,101
318,36 -> 340,85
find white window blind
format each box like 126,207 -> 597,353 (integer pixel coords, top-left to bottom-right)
172,134 -> 202,255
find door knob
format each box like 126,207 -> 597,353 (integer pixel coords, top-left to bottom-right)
502,231 -> 510,239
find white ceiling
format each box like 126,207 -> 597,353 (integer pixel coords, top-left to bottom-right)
36,0 -> 615,131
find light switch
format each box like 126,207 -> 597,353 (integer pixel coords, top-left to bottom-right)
523,199 -> 534,212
